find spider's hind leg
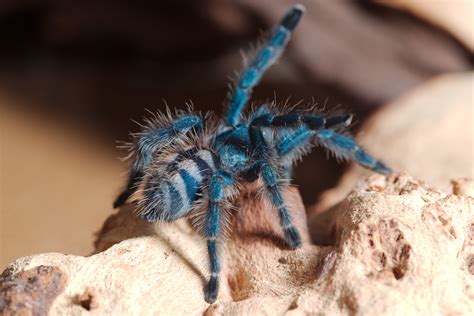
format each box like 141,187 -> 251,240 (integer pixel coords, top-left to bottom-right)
114,113 -> 203,208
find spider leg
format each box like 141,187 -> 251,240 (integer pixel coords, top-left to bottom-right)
204,170 -> 233,304
273,127 -> 314,179
315,129 -> 391,174
248,126 -> 302,249
225,5 -> 304,126
113,114 -> 203,208
251,112 -> 391,174
261,162 -> 302,249
250,112 -> 349,171
263,113 -> 351,156
251,112 -> 352,131
275,126 -> 313,157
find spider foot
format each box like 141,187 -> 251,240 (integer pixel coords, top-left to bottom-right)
374,161 -> 392,175
284,225 -> 302,249
205,275 -> 219,304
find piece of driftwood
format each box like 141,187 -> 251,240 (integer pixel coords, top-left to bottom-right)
1,174 -> 473,315
309,72 -> 474,245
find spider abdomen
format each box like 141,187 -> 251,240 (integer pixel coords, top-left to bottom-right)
139,148 -> 220,222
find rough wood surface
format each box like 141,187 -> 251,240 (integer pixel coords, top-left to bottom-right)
1,175 -> 472,315
310,72 -> 474,245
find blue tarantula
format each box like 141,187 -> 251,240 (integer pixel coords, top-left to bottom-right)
114,5 -> 390,304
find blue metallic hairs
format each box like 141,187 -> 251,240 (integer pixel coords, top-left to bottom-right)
114,4 -> 391,304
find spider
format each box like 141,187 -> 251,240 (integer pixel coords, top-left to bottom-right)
113,4 -> 391,304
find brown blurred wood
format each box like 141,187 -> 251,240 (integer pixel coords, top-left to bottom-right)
0,0 -> 470,106
232,0 -> 471,104
378,0 -> 474,51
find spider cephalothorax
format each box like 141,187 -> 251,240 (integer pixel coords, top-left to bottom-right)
114,5 -> 391,304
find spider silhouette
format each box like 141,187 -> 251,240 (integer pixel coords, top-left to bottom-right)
114,4 -> 391,304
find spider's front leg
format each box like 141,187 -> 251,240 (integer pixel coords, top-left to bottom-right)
314,129 -> 391,173
274,126 -> 391,174
248,126 -> 302,249
225,5 -> 304,126
114,114 -> 203,208
252,112 -> 391,174
204,170 -> 233,304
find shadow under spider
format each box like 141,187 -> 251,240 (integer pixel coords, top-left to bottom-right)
153,223 -> 207,284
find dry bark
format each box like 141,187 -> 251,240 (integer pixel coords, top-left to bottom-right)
1,175 -> 473,315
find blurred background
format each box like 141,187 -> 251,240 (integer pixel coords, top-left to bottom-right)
0,0 -> 472,268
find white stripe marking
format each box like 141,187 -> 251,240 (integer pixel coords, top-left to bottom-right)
172,174 -> 190,212
161,183 -> 171,212
197,150 -> 215,170
178,159 -> 203,183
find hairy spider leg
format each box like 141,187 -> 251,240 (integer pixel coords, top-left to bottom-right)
252,112 -> 353,156
250,111 -> 391,173
315,129 -> 391,174
225,5 -> 304,127
114,114 -> 203,208
204,171 -> 233,304
250,111 -> 348,160
251,112 -> 352,131
276,127 -> 313,157
274,127 -> 314,179
248,126 -> 302,249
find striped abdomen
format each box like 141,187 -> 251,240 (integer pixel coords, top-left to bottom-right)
140,148 -> 220,222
